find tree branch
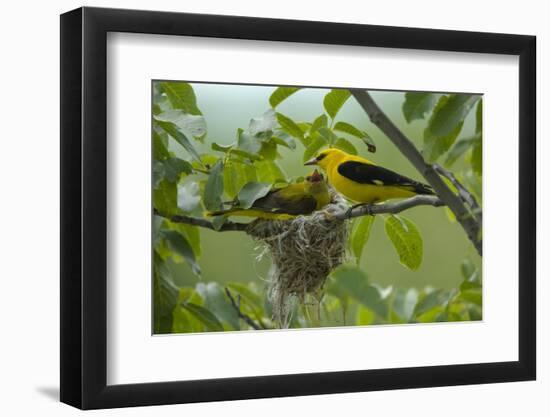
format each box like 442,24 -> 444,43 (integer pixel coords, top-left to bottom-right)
350,89 -> 482,256
224,288 -> 266,330
433,164 -> 482,224
332,195 -> 444,220
153,209 -> 248,232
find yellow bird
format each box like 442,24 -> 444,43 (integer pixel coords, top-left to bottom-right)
304,148 -> 434,204
208,170 -> 331,220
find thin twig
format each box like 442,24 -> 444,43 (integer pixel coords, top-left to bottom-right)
433,164 -> 482,224
350,89 -> 482,256
332,195 -> 444,220
224,287 -> 265,330
154,209 -> 248,232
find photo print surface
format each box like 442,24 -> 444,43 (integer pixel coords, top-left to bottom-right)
152,81 -> 483,334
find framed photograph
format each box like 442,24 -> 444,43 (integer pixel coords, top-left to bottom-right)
60,6 -> 536,409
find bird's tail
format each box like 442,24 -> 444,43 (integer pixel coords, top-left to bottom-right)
411,181 -> 435,195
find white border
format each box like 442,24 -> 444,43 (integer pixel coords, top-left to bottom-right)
107,33 -> 519,385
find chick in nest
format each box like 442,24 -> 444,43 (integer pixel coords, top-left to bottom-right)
207,170 -> 331,220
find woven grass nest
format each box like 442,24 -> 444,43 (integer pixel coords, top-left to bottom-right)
245,191 -> 349,328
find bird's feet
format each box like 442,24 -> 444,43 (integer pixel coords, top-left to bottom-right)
346,203 -> 373,218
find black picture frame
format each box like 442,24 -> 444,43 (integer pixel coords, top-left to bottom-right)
60,6 -> 536,410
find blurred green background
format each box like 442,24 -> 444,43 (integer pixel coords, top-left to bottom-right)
166,83 -> 481,291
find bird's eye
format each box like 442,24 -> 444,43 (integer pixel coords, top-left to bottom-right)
316,153 -> 327,161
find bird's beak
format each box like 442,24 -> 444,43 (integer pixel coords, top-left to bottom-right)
304,158 -> 317,166
309,169 -> 323,182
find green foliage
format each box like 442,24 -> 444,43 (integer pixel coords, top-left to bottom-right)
410,93 -> 482,170
384,215 -> 423,270
154,119 -> 202,163
164,252 -> 482,331
269,87 -> 301,108
402,92 -> 437,123
203,159 -> 224,211
159,81 -> 202,115
151,82 -> 483,334
323,89 -> 351,119
333,121 -> 376,153
350,215 -> 375,264
428,94 -> 479,137
334,137 -> 357,155
276,112 -> 305,139
153,254 -> 180,334
161,230 -> 201,276
303,135 -> 328,163
153,179 -> 177,216
236,182 -> 272,208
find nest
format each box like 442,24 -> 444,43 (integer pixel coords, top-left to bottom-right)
245,192 -> 349,328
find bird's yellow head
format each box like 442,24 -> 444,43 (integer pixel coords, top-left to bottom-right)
304,169 -> 331,208
304,148 -> 349,171
304,169 -> 328,193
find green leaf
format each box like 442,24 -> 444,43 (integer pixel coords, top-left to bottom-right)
249,109 -> 277,137
153,161 -> 165,188
323,89 -> 351,119
154,109 -> 207,139
444,135 -> 478,167
328,264 -> 388,319
392,288 -> 418,322
237,130 -> 263,154
212,142 -> 262,162
154,119 -> 202,163
334,137 -> 357,155
159,81 -> 202,115
259,141 -> 278,160
310,114 -> 328,134
256,160 -> 286,183
203,159 -> 224,211
181,302 -> 224,331
476,99 -> 483,134
402,92 -> 437,123
317,127 -> 338,146
414,289 -> 453,317
153,254 -> 179,333
162,230 -> 201,276
223,161 -> 258,199
223,161 -> 242,199
271,131 -> 296,149
269,87 -> 301,108
460,288 -> 482,307
424,116 -> 463,163
384,215 -> 423,270
153,131 -> 170,161
461,259 -> 476,280
333,121 -> 376,152
154,179 -> 177,216
175,223 -> 201,258
471,139 -> 482,176
163,157 -> 193,183
276,112 -> 304,139
172,305 -> 203,333
350,215 -> 375,264
237,182 -> 272,209
356,306 -> 376,325
427,94 -> 480,137
177,181 -> 201,213
303,135 -> 328,163
196,282 -> 240,330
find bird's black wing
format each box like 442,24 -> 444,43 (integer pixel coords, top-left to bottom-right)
252,189 -> 318,215
337,160 -> 434,195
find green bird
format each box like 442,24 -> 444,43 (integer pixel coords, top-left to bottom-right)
208,170 -> 331,220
